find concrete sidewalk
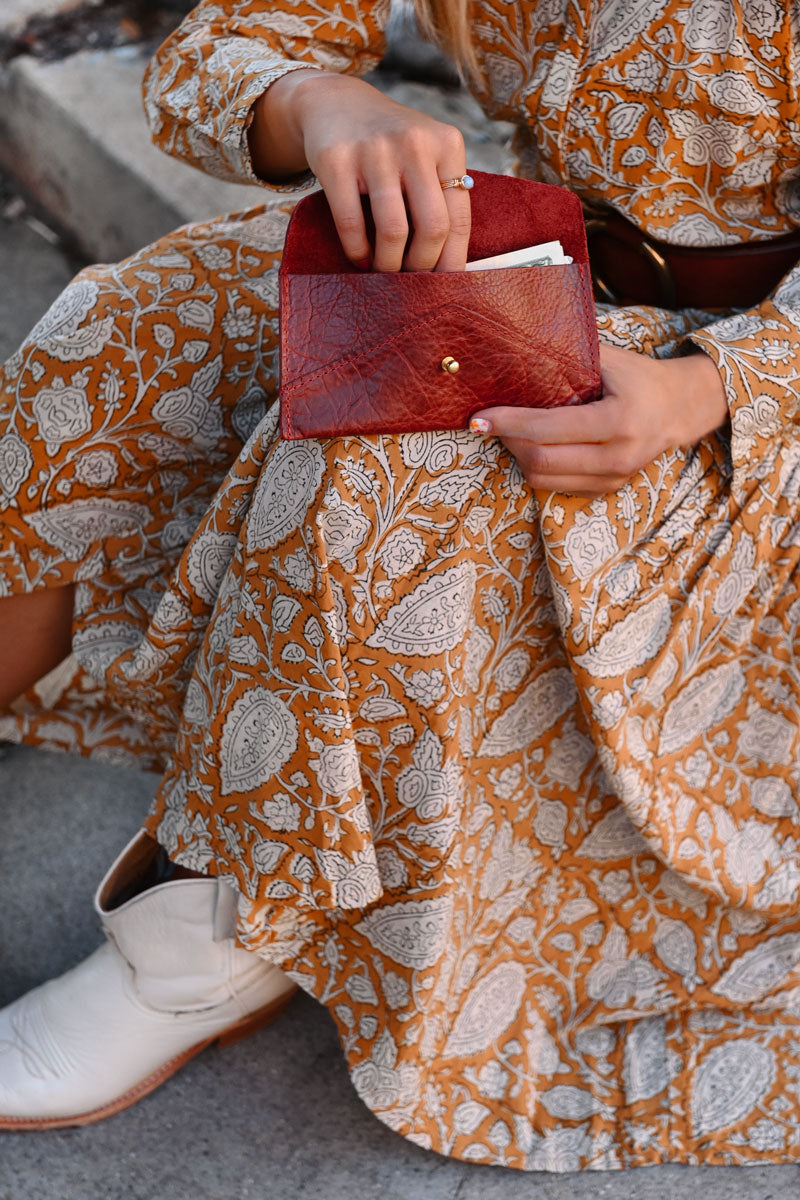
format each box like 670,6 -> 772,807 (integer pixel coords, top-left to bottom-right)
2,742 -> 798,1200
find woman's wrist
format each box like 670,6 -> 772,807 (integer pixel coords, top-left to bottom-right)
661,348 -> 729,449
248,68 -> 331,181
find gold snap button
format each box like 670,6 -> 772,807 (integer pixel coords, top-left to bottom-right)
441,356 -> 460,374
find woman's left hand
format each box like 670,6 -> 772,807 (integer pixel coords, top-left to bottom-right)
469,343 -> 729,498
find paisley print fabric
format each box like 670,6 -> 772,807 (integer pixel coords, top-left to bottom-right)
3,0 -> 800,1174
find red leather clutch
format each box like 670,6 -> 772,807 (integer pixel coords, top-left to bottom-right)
279,171 -> 601,441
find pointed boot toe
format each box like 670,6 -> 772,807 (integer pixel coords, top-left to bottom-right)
0,834 -> 296,1130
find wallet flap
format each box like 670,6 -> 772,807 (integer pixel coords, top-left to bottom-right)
280,171 -> 591,276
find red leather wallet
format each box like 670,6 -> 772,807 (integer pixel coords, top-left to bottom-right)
279,171 -> 601,440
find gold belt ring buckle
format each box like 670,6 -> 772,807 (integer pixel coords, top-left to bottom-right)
584,211 -> 677,308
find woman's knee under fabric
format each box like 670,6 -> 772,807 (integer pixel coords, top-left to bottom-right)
0,203 -> 290,595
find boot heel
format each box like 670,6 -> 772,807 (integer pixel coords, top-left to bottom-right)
216,990 -> 296,1048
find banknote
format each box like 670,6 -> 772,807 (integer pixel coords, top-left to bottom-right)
465,240 -> 573,271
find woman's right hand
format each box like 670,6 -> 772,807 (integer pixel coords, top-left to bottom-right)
249,71 -> 471,272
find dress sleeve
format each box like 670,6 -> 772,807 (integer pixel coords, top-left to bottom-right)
686,261 -> 800,503
142,0 -> 389,190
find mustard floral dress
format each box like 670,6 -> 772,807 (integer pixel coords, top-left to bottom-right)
2,0 -> 800,1173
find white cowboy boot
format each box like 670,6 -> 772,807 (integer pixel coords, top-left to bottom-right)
0,832 -> 296,1129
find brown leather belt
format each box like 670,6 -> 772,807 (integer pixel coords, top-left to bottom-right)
582,202 -> 800,310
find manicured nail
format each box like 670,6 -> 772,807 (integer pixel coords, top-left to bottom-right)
470,417 -> 491,434
355,257 -> 372,272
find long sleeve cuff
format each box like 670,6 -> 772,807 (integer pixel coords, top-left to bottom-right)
686,263 -> 800,503
144,38 -> 324,190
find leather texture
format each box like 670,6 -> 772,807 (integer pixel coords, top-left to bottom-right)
0,833 -> 295,1124
279,171 -> 601,440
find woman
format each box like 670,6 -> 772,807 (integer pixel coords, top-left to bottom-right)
1,0 -> 799,1172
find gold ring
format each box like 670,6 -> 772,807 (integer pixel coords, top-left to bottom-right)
440,174 -> 474,191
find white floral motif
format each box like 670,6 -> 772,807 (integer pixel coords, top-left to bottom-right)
723,819 -> 783,889
71,619 -> 143,679
479,667 -> 578,756
0,431 -> 33,500
219,687 -> 299,794
562,509 -> 617,581
605,560 -> 641,604
742,0 -> 782,37
578,806 -> 648,861
540,49 -> 579,110
494,648 -> 531,692
463,624 -> 493,691
25,277 -> 99,344
26,497 -> 149,560
691,1042 -> 776,1135
350,1030 -> 422,1111
317,498 -> 371,573
483,822 -> 542,899
684,0 -> 736,52
396,728 -> 462,821
574,594 -> 672,678
545,726 -> 594,790
247,439 -> 326,550
256,793 -> 301,832
74,450 -> 118,488
588,0 -> 671,60
658,662 -> 746,755
443,962 -> 526,1057
367,562 -> 477,656
309,739 -> 362,797
315,846 -> 381,908
623,1016 -> 668,1104
355,897 -> 454,969
737,707 -> 796,765
33,379 -> 92,447
751,777 -> 797,818
704,70 -> 773,116
402,668 -> 446,708
380,527 -> 426,579
711,933 -> 800,1004
186,532 -> 238,604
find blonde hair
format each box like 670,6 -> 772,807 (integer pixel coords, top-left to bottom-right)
413,0 -> 481,83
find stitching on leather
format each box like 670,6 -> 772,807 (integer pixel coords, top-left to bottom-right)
577,261 -> 600,377
282,307 -> 453,394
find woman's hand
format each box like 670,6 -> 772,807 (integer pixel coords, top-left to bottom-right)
470,344 -> 729,498
250,71 -> 471,272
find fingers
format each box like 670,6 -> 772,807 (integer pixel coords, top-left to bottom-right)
502,437 -> 635,483
315,111 -> 470,272
318,164 -> 373,265
470,399 -> 618,445
364,159 -> 412,272
502,435 -> 635,497
402,124 -> 470,272
435,186 -> 471,272
401,170 -> 452,271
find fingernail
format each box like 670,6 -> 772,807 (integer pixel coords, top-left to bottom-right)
470,417 -> 491,434
355,257 -> 372,272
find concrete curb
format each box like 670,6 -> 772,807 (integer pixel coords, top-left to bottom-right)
0,42 -> 512,263
0,45 -> 265,261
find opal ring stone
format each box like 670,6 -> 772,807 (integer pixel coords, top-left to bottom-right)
440,174 -> 474,191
